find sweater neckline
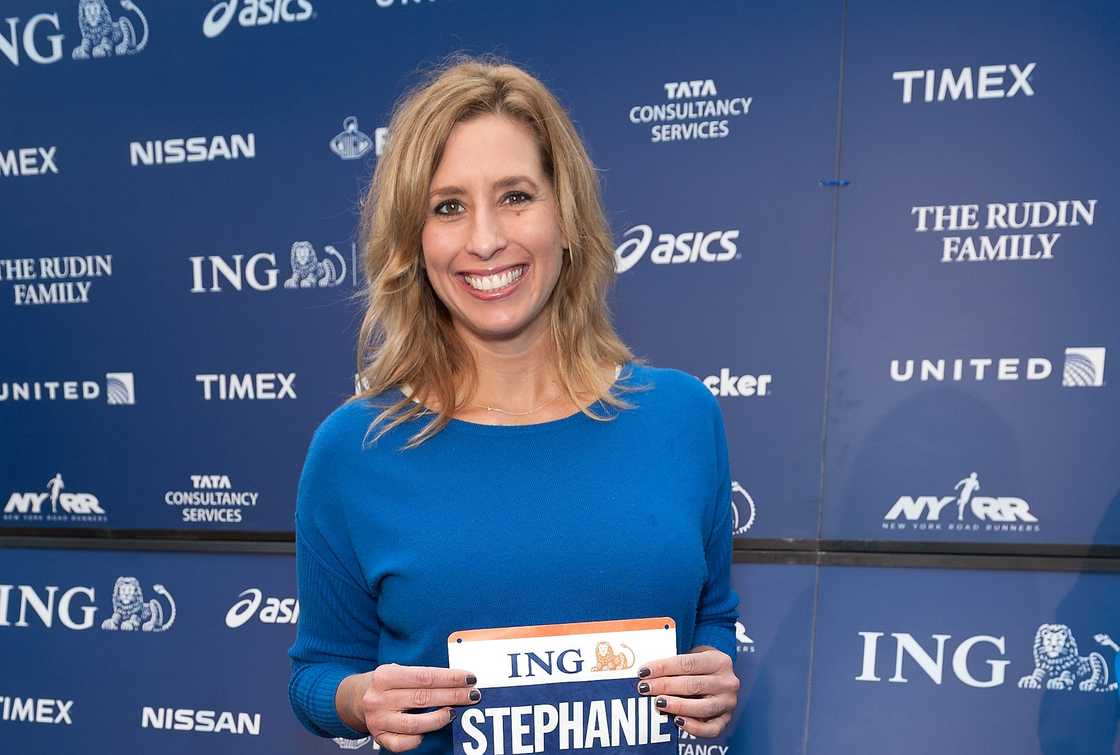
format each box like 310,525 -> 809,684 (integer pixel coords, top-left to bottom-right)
398,362 -> 633,437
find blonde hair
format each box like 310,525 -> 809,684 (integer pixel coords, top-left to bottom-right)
351,53 -> 647,449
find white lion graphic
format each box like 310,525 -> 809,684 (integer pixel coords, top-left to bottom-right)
284,241 -> 346,288
100,577 -> 176,632
71,0 -> 149,59
1017,624 -> 1117,692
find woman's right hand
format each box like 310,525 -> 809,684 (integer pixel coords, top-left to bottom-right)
338,663 -> 480,752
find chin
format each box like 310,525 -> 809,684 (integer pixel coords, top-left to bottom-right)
462,313 -> 541,341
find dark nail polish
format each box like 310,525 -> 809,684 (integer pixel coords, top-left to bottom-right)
469,689 -> 481,702
675,717 -> 685,728
448,708 -> 456,721
638,667 -> 650,678
655,697 -> 667,708
637,682 -> 650,694
465,674 -> 477,685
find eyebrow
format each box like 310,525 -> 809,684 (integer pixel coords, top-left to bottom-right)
429,175 -> 541,199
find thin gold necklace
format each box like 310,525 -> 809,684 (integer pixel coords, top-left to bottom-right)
467,364 -> 622,416
469,394 -> 564,416
401,385 -> 561,416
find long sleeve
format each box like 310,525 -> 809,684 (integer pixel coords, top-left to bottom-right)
285,365 -> 740,754
690,396 -> 741,661
288,420 -> 381,739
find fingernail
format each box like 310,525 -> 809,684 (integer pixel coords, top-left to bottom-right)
465,674 -> 477,685
637,682 -> 650,694
469,689 -> 481,702
448,708 -> 456,721
675,717 -> 685,728
655,697 -> 667,708
638,667 -> 650,678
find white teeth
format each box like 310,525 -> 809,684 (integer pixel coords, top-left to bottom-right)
464,265 -> 525,292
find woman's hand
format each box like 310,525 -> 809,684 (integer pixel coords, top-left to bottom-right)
635,646 -> 739,738
338,663 -> 480,752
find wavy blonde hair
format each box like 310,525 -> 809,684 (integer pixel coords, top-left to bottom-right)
351,53 -> 648,449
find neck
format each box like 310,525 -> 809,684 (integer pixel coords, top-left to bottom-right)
456,321 -> 562,413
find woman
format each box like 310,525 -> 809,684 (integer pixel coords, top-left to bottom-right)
288,54 -> 741,754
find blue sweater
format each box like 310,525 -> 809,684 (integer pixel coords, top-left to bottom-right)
288,361 -> 741,750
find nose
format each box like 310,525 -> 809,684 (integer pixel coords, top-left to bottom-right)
466,202 -> 507,260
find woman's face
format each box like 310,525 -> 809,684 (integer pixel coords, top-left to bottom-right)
421,113 -> 567,345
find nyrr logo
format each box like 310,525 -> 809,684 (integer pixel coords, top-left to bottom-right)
0,146 -> 58,177
329,116 -> 387,160
189,241 -> 353,292
890,347 -> 1106,388
0,577 -> 175,632
140,706 -> 261,735
893,63 -> 1035,103
855,624 -> 1118,693
4,473 -> 107,524
195,373 -> 296,400
883,473 -> 1039,533
614,225 -> 739,273
730,481 -> 756,535
129,133 -> 255,166
225,589 -> 298,628
0,372 -> 135,403
0,696 -> 73,725
0,1 -> 149,67
203,0 -> 314,38
702,368 -> 772,398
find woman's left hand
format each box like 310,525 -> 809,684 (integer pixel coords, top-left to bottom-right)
636,646 -> 739,738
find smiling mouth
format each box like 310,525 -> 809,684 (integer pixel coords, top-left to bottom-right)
460,264 -> 528,293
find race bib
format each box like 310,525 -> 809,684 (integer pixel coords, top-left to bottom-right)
447,617 -> 678,755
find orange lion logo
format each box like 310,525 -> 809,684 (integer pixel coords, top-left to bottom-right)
590,641 -> 636,672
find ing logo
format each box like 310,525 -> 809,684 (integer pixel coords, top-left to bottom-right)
101,577 -> 175,632
1018,625 -> 1117,693
73,0 -> 148,59
589,641 -> 635,672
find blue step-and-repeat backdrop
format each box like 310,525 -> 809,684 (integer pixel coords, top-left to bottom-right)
2,549 -> 1117,754
2,0 -> 1117,753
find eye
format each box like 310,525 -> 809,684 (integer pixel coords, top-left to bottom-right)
503,191 -> 533,206
433,199 -> 463,216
